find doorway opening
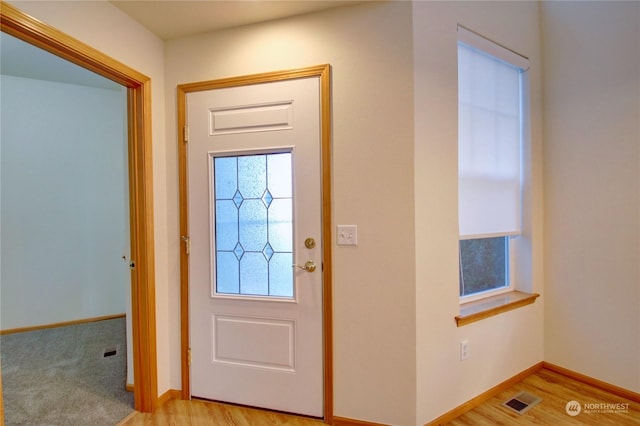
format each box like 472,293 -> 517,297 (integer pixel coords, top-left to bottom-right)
1,2 -> 158,413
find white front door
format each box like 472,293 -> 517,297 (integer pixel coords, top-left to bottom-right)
187,75 -> 323,417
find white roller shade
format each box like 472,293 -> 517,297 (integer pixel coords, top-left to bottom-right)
458,28 -> 527,239
457,26 -> 529,70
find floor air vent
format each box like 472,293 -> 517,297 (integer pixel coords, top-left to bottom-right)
103,346 -> 118,358
502,391 -> 542,415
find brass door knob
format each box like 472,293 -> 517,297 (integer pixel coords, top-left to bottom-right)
293,260 -> 316,273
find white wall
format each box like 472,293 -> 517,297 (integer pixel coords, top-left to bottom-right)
0,75 -> 128,329
412,2 -> 544,423
542,1 -> 640,392
164,3 -> 417,424
7,0 -> 170,393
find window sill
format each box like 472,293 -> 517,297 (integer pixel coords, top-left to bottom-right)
455,291 -> 539,327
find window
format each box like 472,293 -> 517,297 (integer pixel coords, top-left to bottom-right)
458,26 -> 529,300
213,152 -> 294,298
459,236 -> 509,297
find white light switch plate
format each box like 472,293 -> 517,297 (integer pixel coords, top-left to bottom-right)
337,225 -> 358,246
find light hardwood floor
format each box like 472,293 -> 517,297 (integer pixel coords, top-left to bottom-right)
447,369 -> 640,425
119,369 -> 640,425
118,399 -> 324,426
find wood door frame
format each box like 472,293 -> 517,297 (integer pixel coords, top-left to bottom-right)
0,2 -> 158,413
177,65 -> 333,423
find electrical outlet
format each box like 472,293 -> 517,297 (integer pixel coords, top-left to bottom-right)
460,339 -> 469,361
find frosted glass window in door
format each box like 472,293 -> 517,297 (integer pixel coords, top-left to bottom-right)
213,152 -> 293,297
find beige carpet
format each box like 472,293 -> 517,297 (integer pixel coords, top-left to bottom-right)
1,317 -> 134,425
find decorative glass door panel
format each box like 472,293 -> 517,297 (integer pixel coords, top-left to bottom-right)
212,152 -> 293,298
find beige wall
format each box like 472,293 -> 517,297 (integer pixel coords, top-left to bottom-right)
164,2 -> 417,423
542,1 -> 640,393
412,1 -> 544,423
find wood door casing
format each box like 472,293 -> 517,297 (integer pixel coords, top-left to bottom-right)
177,65 -> 333,422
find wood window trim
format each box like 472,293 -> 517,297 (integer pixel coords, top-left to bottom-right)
455,291 -> 539,327
0,2 -> 158,412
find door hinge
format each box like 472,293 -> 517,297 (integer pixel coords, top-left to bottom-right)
183,125 -> 189,143
187,348 -> 192,366
181,236 -> 191,255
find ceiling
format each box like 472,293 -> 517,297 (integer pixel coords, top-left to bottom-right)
0,31 -> 121,90
1,1 -> 370,88
109,0 -> 371,40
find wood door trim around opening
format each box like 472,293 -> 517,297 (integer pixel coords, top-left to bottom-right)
0,1 -> 158,413
177,65 -> 333,423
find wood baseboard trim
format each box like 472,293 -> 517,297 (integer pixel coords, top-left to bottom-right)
333,416 -> 387,426
158,389 -> 182,407
0,313 -> 126,335
425,361 -> 544,425
543,362 -> 640,403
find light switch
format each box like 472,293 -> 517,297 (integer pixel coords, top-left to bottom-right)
337,225 -> 358,246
